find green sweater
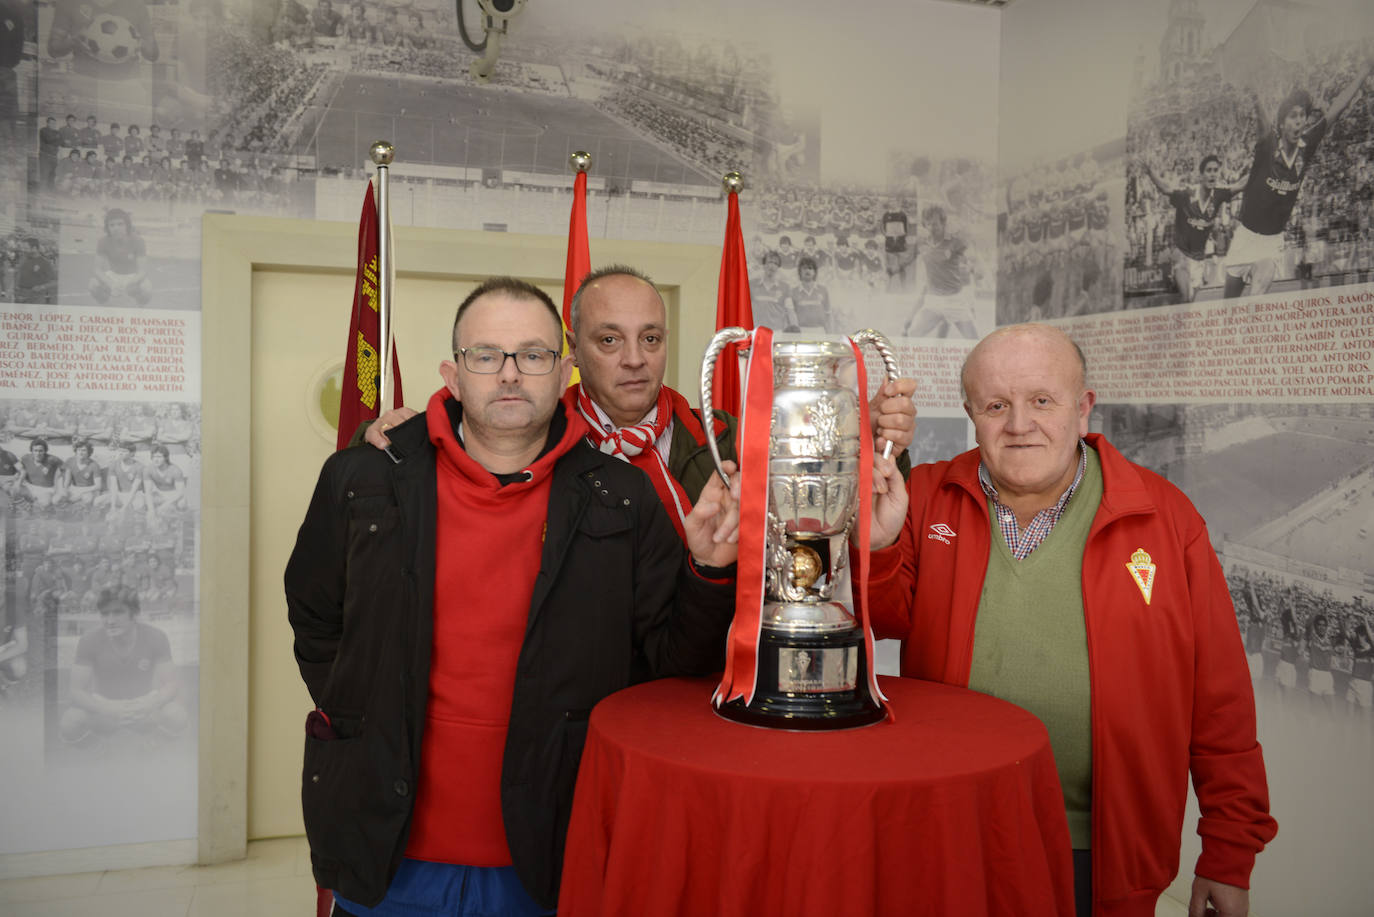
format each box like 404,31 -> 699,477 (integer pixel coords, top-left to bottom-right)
968,447 -> 1103,849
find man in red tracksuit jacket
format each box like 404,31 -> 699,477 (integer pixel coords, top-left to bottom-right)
866,323 -> 1276,917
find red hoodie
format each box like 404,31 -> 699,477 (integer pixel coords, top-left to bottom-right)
405,387 -> 586,866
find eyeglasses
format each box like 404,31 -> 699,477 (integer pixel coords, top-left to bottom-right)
456,347 -> 560,375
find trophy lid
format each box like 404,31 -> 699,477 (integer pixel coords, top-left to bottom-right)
770,338 -> 855,360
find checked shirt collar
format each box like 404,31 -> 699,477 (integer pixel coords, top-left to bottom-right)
978,439 -> 1088,561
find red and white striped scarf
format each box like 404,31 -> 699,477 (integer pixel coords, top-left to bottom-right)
572,384 -> 706,542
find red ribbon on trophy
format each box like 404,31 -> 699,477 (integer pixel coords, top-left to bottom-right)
713,326 -> 774,707
845,336 -> 888,717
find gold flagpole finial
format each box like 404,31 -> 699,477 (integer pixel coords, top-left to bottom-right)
722,171 -> 744,194
570,151 -> 592,173
369,141 -> 395,166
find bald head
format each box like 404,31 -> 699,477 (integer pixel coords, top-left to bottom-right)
961,323 -> 1087,404
569,265 -> 664,334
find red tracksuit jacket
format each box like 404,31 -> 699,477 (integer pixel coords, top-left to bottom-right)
866,433 -> 1277,917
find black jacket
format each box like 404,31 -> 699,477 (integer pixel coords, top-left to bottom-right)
284,409 -> 735,909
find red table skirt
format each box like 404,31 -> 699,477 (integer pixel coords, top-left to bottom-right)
559,675 -> 1073,917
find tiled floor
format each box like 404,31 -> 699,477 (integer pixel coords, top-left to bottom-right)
0,835 -> 1194,916
0,836 -> 318,917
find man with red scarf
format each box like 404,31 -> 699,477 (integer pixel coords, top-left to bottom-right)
289,277 -> 741,916
564,266 -> 735,531
367,265 -> 918,533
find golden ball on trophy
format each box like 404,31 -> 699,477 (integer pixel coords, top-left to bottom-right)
790,544 -> 823,591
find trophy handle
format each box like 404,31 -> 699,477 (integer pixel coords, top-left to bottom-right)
700,326 -> 752,486
850,329 -> 901,460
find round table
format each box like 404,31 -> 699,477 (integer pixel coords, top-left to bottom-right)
558,675 -> 1074,916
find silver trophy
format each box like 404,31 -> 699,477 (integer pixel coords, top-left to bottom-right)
703,329 -> 899,729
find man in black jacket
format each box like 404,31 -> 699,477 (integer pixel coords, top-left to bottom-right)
286,277 -> 739,915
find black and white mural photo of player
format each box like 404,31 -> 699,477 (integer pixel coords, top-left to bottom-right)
1125,0 -> 1374,306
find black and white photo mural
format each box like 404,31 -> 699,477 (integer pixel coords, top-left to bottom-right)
3,0 -> 1000,861
1,0 -> 1370,910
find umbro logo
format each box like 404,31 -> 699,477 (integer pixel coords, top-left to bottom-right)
927,523 -> 957,545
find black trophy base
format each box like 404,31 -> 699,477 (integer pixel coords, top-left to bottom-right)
715,627 -> 885,731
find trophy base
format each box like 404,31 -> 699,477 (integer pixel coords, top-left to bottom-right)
763,599 -> 856,633
715,627 -> 885,731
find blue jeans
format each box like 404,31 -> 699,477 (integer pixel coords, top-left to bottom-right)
333,859 -> 553,917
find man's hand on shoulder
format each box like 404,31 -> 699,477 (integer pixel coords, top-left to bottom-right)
363,407 -> 419,449
1189,876 -> 1248,917
684,461 -> 740,571
870,378 -> 917,455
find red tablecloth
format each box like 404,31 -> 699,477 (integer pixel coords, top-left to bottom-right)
559,675 -> 1073,917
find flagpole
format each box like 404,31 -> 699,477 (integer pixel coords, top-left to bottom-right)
713,170 -> 753,422
562,150 -> 592,332
369,140 -> 395,413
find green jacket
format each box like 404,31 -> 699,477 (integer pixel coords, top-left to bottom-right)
667,406 -> 739,504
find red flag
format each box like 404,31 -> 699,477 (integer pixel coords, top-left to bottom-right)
712,188 -> 753,418
562,169 -> 590,332
337,181 -> 403,451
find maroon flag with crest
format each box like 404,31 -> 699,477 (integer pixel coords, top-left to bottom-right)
337,181 -> 403,450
